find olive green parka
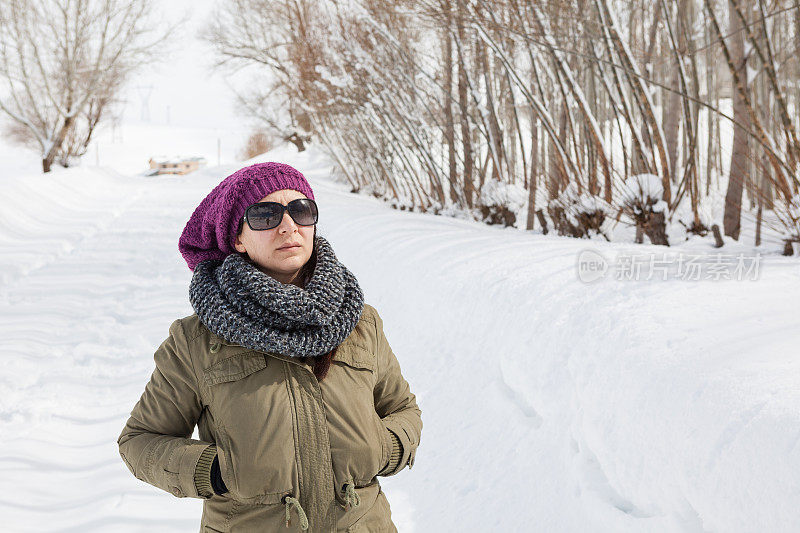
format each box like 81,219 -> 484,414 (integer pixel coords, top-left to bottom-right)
117,303 -> 422,532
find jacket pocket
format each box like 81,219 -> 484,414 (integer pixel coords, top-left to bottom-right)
203,351 -> 267,386
374,410 -> 391,476
203,351 -> 296,505
335,343 -> 376,373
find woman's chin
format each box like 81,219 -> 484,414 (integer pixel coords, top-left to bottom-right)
256,260 -> 304,276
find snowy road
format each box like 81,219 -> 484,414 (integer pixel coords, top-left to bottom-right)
2,147 -> 800,532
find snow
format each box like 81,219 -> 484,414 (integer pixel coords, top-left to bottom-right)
549,182 -> 614,237
480,178 -> 527,211
746,64 -> 759,86
622,173 -> 665,205
314,65 -> 351,89
2,129 -> 800,532
651,199 -> 668,213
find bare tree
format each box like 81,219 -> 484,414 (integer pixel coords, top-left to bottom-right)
201,0 -> 319,151
0,0 -> 178,173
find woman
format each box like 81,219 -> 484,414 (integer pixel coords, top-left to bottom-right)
117,162 -> 423,532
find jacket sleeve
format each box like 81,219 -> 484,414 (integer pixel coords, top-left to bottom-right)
117,318 -> 216,499
372,308 -> 423,477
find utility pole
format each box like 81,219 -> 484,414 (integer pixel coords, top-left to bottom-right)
136,84 -> 154,122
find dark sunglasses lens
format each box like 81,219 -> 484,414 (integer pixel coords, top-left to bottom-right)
288,199 -> 318,226
247,203 -> 283,230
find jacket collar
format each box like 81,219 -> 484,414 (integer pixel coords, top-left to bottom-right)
207,331 -> 373,371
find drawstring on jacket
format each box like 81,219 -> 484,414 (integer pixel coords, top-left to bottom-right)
342,480 -> 360,511
283,495 -> 309,530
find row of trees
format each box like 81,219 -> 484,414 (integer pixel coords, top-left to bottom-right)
205,0 -> 800,253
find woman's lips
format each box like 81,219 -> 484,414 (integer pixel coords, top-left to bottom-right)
277,244 -> 301,250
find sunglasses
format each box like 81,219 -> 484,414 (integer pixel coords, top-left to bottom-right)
240,198 -> 319,231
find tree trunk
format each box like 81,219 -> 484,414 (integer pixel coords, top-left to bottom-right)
663,63 -> 682,183
723,0 -> 749,240
443,2 -> 458,205
42,115 -> 75,173
457,0 -> 474,208
526,113 -> 539,230
548,104 -> 568,198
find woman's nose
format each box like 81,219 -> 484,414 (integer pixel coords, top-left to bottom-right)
277,211 -> 298,232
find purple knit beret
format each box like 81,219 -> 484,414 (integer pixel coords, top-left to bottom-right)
178,162 -> 315,271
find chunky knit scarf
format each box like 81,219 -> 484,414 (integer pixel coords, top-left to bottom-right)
189,235 -> 364,358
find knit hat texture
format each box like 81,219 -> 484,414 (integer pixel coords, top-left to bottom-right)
179,162 -> 315,271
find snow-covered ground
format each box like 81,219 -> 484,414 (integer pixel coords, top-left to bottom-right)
1,131 -> 799,533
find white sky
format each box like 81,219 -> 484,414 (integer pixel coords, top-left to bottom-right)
118,0 -> 255,131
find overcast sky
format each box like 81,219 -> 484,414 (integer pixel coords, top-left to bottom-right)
119,0 -> 254,131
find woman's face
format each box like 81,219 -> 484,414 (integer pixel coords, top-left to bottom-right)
233,189 -> 315,285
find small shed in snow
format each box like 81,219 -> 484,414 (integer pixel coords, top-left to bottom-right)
147,156 -> 207,175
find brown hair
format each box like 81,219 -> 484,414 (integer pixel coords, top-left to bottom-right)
299,347 -> 335,382
296,228 -> 336,382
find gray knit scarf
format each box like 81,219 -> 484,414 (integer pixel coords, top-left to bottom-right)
189,235 -> 364,358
